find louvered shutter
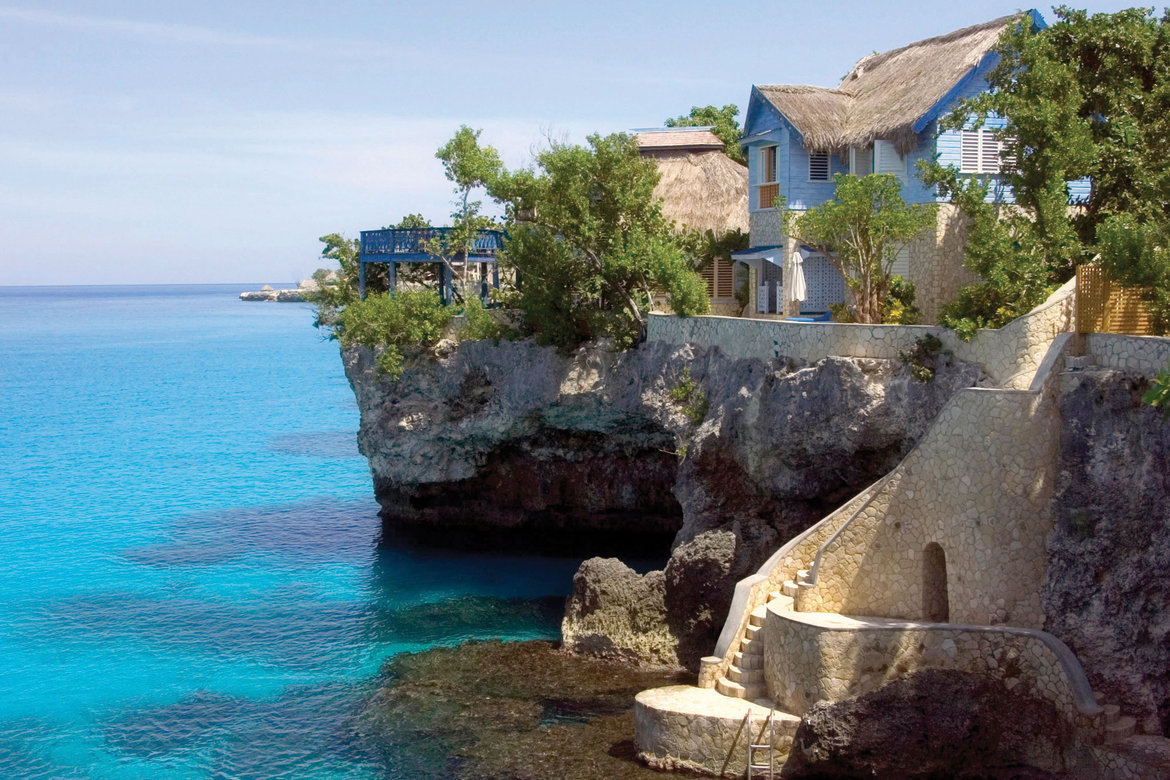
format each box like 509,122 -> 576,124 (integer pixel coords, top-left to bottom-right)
809,151 -> 830,181
874,140 -> 904,177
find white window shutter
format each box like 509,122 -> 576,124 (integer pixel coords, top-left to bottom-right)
890,246 -> 911,278
980,130 -> 999,173
960,130 -> 980,172
874,140 -> 905,176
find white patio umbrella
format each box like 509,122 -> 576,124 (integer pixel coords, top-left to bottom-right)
787,250 -> 808,306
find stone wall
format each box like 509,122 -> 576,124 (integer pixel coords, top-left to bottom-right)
749,209 -> 783,247
1086,333 -> 1170,376
707,300 -> 742,318
648,277 -> 1075,388
635,686 -> 797,778
909,203 -> 978,325
796,384 -> 1060,628
762,600 -> 1102,729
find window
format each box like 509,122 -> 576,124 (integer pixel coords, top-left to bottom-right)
960,128 -> 1014,174
699,257 -> 737,300
874,140 -> 905,177
757,145 -> 779,208
809,151 -> 830,181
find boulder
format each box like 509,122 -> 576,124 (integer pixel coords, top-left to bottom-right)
782,669 -> 1071,779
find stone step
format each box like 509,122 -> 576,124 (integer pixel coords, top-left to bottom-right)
744,623 -> 762,641
781,580 -> 799,598
734,650 -> 764,670
1102,703 -> 1121,722
1116,735 -> 1170,774
768,590 -> 782,602
749,605 -> 768,627
727,665 -> 764,685
1105,715 -> 1137,744
715,677 -> 765,700
739,637 -> 758,655
796,569 -> 811,584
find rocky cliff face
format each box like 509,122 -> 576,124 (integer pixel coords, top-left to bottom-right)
344,338 -> 981,668
1046,369 -> 1170,736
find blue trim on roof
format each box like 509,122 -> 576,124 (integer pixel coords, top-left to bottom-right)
913,53 -> 998,134
732,245 -> 785,257
742,86 -> 805,147
911,10 -> 1045,134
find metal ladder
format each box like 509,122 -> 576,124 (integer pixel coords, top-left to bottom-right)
746,708 -> 776,779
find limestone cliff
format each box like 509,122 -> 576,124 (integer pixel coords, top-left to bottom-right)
1046,369 -> 1170,736
344,337 -> 981,669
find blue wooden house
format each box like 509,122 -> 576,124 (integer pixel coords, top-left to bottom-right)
733,10 -> 1086,323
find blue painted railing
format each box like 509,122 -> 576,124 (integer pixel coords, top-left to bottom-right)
359,228 -> 505,261
357,228 -> 505,303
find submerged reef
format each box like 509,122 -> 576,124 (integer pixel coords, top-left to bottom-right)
358,640 -> 687,780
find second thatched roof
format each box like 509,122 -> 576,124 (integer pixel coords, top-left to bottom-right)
634,128 -> 748,234
758,13 -> 1022,153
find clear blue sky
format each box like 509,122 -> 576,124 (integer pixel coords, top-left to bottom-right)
0,1 -> 1144,285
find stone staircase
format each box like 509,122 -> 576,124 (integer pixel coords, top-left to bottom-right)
1098,696 -> 1138,745
715,564 -> 1149,753
715,602 -> 771,700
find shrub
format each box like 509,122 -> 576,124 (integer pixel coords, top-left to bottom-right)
338,289 -> 454,379
882,276 -> 921,325
669,367 -> 708,424
900,334 -> 944,382
1143,363 -> 1170,417
459,296 -> 507,342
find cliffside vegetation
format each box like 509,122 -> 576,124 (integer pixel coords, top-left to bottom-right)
313,128 -> 709,359
922,7 -> 1170,336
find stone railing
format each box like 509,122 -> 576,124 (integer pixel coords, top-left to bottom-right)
762,600 -> 1104,726
1085,333 -> 1170,376
701,477 -> 890,687
648,278 -> 1075,389
798,334 -> 1070,626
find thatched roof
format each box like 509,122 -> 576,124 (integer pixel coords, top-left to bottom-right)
754,86 -> 851,153
634,129 -> 748,233
635,127 -> 724,153
758,14 -> 1021,153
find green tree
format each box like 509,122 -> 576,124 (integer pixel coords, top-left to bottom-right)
447,130 -> 707,349
388,213 -> 432,230
920,165 -> 1059,337
434,126 -> 503,302
787,174 -> 937,324
665,104 -> 745,164
925,7 -> 1170,333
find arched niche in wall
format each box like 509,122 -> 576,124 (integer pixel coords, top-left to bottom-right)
923,542 -> 949,622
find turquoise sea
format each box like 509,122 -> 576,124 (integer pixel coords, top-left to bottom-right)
0,285 -> 584,778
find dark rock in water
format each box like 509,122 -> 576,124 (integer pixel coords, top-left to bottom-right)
1046,369 -> 1170,736
781,669 -> 1071,779
663,529 -> 739,667
562,558 -> 672,666
357,640 -> 687,780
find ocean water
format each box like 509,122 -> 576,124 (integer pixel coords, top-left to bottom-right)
0,285 -> 584,778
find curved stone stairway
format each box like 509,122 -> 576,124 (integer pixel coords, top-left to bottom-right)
639,329 -> 1170,778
